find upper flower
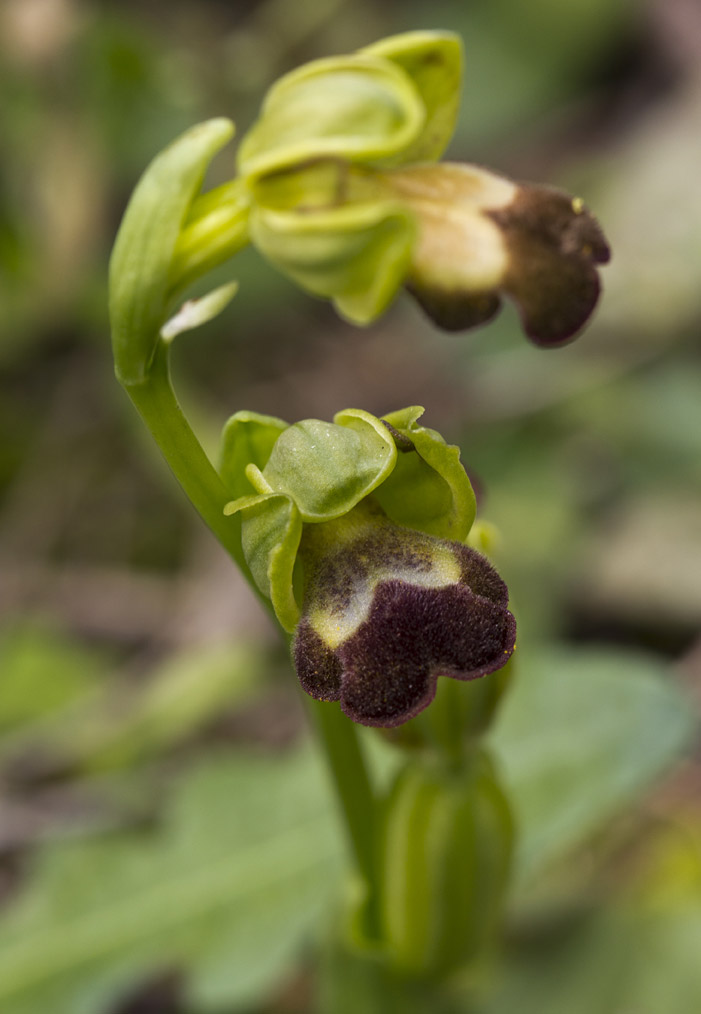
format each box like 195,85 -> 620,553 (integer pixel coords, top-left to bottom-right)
237,30 -> 610,346
109,31 -> 611,384
219,405 -> 515,727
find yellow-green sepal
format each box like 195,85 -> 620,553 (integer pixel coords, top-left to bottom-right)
109,118 -> 235,384
362,30 -> 463,163
259,409 -> 397,522
224,492 -> 302,632
376,406 -> 476,541
249,198 -> 416,325
219,410 -> 289,500
237,54 -> 425,180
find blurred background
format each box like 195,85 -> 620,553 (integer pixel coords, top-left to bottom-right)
1,0 -> 700,1012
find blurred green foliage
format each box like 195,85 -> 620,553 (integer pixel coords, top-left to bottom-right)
1,0 -> 700,1011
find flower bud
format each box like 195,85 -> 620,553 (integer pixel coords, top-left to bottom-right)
378,751 -> 514,975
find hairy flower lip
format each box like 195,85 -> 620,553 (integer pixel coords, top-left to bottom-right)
391,165 -> 611,347
248,155 -> 611,344
293,529 -> 516,728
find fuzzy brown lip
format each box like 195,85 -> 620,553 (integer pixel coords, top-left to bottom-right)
293,540 -> 516,728
405,176 -> 610,347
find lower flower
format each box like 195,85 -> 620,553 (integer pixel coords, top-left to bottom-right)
293,500 -> 516,727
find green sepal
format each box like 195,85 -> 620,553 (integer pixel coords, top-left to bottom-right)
223,492 -> 302,632
219,410 -> 289,501
362,31 -> 463,163
109,118 -> 235,385
379,751 -> 514,977
259,409 -> 397,522
237,54 -> 425,180
375,406 -> 476,541
249,199 -> 416,325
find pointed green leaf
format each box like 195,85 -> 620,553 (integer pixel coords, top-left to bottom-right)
0,747 -> 342,1014
109,118 -> 234,384
219,410 -> 289,501
376,406 -> 476,541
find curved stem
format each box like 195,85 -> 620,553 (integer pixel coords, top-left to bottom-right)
120,336 -> 379,923
306,698 -> 380,936
123,337 -> 249,574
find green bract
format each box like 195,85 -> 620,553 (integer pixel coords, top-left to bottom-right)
109,119 -> 249,384
221,407 -> 476,632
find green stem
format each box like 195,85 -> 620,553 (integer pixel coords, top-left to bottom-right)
307,698 -> 379,935
121,337 -> 380,925
123,338 -> 248,575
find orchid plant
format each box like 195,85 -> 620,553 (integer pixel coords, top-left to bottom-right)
109,30 -> 608,1006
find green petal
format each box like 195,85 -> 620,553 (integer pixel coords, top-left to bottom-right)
376,406 -> 476,541
250,199 -> 415,325
363,30 -> 463,162
224,493 -> 302,632
237,54 -> 425,179
109,118 -> 235,384
219,410 -> 289,500
261,410 -> 397,522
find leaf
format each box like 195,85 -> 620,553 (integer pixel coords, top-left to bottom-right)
489,646 -> 696,885
0,639 -> 266,779
62,641 -> 264,773
0,746 -> 343,1014
483,902 -> 701,1014
0,623 -> 108,735
483,806 -> 701,1014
